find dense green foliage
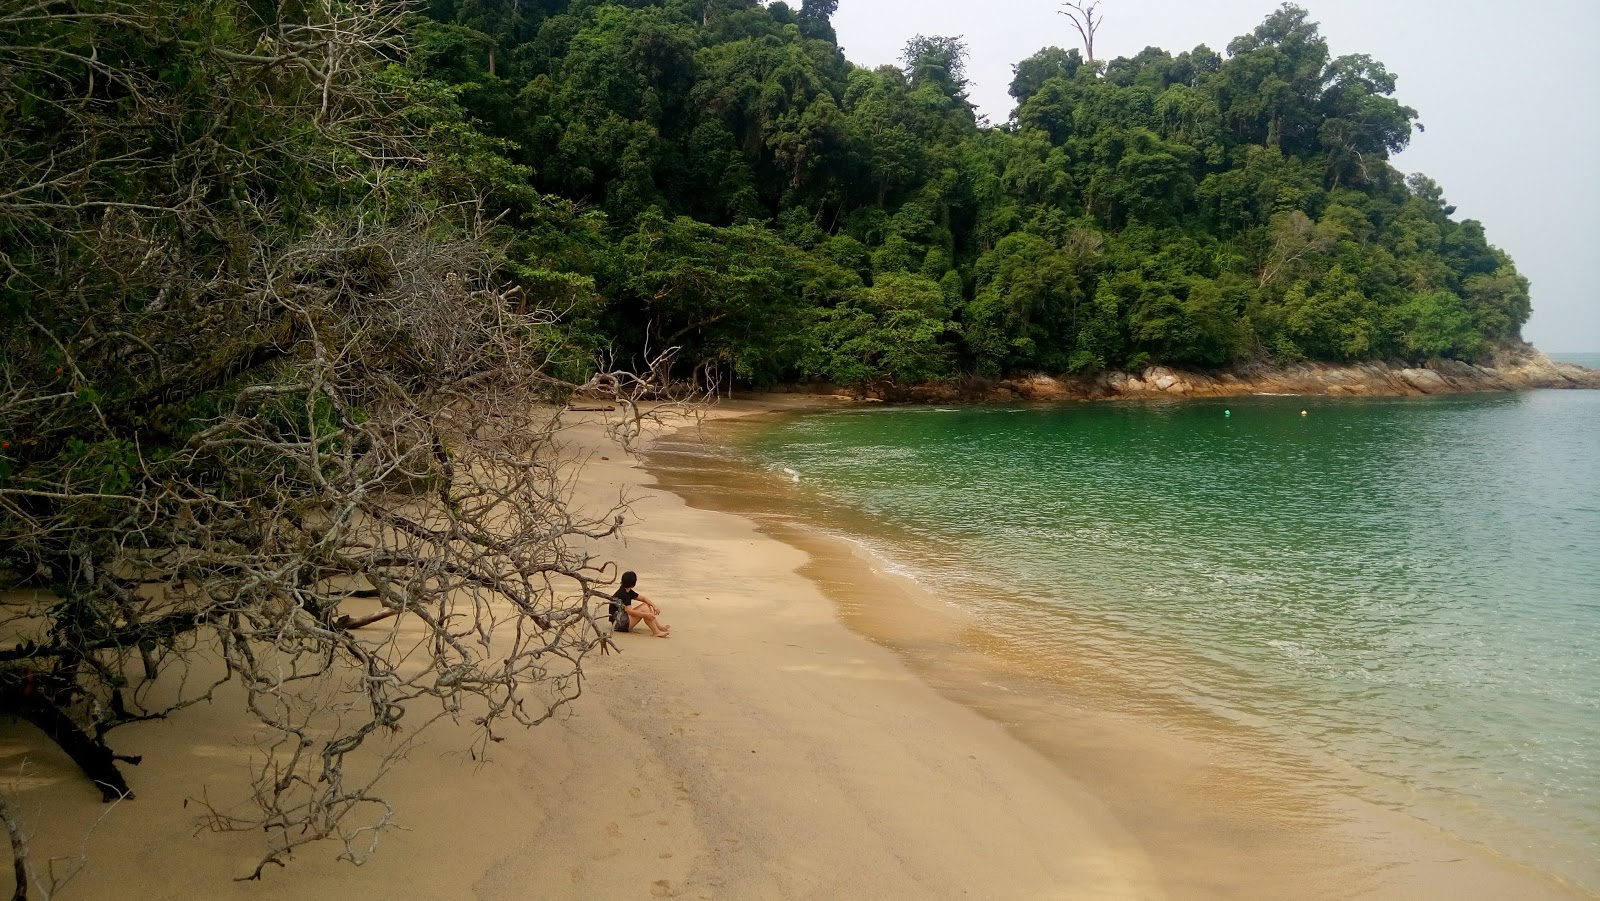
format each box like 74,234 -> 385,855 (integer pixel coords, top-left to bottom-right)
402,0 -> 1531,386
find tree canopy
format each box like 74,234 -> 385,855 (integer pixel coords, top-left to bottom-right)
398,0 -> 1530,388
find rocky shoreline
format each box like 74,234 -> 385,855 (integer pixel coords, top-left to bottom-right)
823,344 -> 1600,404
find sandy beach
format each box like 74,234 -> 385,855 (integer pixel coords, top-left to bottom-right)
0,401 -> 1155,899
0,398 -> 1580,899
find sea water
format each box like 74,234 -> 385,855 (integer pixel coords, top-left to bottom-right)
718,391 -> 1600,892
1552,351 -> 1600,370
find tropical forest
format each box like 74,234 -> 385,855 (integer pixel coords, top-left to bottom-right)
407,0 -> 1531,385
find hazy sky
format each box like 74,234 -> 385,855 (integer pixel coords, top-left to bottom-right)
832,0 -> 1600,352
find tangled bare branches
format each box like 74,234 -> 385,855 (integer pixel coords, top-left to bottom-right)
0,0 -> 413,237
0,0 -> 691,883
582,342 -> 719,449
1,218 -> 655,876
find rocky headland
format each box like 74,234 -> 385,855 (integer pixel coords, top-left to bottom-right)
836,344 -> 1600,404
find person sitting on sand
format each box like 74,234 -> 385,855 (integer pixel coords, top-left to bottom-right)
611,570 -> 671,637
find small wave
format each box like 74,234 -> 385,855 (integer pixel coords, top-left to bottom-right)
879,560 -> 925,583
835,534 -> 927,584
761,461 -> 804,483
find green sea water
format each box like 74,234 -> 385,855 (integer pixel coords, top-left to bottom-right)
726,390 -> 1600,891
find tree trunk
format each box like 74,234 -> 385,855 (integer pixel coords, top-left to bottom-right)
1,681 -> 135,802
0,790 -> 28,901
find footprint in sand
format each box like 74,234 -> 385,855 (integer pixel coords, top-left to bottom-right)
650,879 -> 673,897
605,822 -> 622,837
629,786 -> 642,799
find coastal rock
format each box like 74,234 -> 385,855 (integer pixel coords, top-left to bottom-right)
1399,368 -> 1448,393
873,343 -> 1597,404
1018,374 -> 1072,400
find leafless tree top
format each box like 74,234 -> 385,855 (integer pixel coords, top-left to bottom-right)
1058,1 -> 1105,64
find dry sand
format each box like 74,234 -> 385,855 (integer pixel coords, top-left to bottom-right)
0,398 -> 1580,899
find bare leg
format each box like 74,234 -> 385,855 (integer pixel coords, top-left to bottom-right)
637,601 -> 668,633
628,609 -> 671,637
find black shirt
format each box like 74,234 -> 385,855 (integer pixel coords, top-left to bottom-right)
610,587 -> 638,618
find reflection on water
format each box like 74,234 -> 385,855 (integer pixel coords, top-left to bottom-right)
654,391 -> 1600,895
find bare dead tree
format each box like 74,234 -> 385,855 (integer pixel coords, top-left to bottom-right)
1,214 -> 676,877
0,0 -> 694,882
1257,210 -> 1336,289
0,773 -> 112,901
0,790 -> 30,901
1058,1 -> 1104,64
581,340 -> 719,450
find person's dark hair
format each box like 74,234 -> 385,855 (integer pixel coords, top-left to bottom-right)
620,571 -> 637,589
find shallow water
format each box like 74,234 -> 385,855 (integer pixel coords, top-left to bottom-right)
675,391 -> 1600,893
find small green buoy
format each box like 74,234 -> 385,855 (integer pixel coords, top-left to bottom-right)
1224,409 -> 1231,417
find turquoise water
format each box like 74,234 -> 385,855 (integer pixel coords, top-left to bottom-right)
734,391 -> 1600,891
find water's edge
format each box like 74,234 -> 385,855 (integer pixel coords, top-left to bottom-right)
642,417 -> 1586,900
778,345 -> 1600,404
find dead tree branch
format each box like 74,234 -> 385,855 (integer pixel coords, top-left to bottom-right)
1058,1 -> 1104,64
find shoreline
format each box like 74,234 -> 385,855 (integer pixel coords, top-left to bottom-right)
643,399 -> 1590,899
0,402 -> 1157,899
778,344 -> 1600,404
0,395 -> 1586,898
